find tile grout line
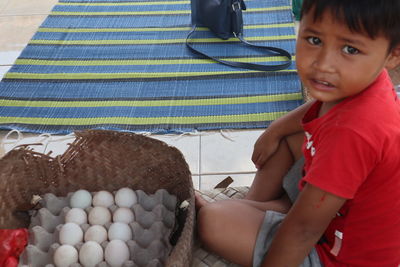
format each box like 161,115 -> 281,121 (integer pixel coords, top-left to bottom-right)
198,134 -> 202,190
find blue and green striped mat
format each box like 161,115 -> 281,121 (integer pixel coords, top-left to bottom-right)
0,0 -> 302,134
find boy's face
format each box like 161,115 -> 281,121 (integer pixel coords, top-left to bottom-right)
296,9 -> 400,106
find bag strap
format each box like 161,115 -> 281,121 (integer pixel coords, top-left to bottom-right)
185,1 -> 292,71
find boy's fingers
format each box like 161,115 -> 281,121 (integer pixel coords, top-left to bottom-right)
255,162 -> 262,169
254,156 -> 265,170
251,151 -> 259,164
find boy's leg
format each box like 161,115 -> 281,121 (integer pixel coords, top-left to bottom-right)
197,199 -> 267,267
245,132 -> 304,202
196,132 -> 304,266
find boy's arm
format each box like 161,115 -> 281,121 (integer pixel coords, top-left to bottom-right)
252,100 -> 314,169
261,183 -> 346,267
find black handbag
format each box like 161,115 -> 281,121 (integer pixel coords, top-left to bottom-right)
186,0 -> 292,71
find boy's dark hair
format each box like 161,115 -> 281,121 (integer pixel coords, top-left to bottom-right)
300,0 -> 400,51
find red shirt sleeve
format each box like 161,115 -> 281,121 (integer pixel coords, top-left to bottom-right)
302,127 -> 377,199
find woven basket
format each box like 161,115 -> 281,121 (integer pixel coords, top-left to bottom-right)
0,130 -> 195,267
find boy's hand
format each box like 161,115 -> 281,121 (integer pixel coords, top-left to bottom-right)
252,101 -> 314,169
252,128 -> 281,169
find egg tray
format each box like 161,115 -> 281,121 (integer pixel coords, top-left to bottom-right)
19,189 -> 177,267
0,130 -> 195,267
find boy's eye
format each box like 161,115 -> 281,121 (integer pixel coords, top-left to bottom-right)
306,36 -> 321,45
342,45 -> 359,55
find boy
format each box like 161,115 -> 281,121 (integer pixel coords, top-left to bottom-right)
195,0 -> 400,266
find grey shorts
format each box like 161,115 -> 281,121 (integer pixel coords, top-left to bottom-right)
253,158 -> 323,267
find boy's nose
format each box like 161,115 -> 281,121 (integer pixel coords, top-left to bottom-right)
312,49 -> 336,73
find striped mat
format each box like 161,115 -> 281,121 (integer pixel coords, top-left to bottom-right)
0,0 -> 302,134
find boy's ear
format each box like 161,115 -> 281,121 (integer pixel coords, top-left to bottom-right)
385,45 -> 400,70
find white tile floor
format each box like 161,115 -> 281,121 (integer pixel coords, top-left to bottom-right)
0,0 -> 263,190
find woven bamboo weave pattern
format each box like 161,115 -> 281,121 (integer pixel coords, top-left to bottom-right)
0,130 -> 195,266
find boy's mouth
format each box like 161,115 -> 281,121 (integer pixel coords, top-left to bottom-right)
310,78 -> 335,91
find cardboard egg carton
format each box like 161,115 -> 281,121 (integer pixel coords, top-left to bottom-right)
19,189 -> 177,267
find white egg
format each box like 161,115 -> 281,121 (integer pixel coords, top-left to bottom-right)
108,222 -> 132,241
79,241 -> 104,267
70,189 -> 92,209
65,208 -> 87,225
59,223 -> 83,245
105,240 -> 130,267
84,225 -> 108,244
88,206 -> 111,225
53,244 -> 78,267
92,190 -> 114,207
113,207 -> 135,224
115,188 -> 137,208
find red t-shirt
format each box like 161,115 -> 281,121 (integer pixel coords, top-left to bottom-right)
300,70 -> 400,267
